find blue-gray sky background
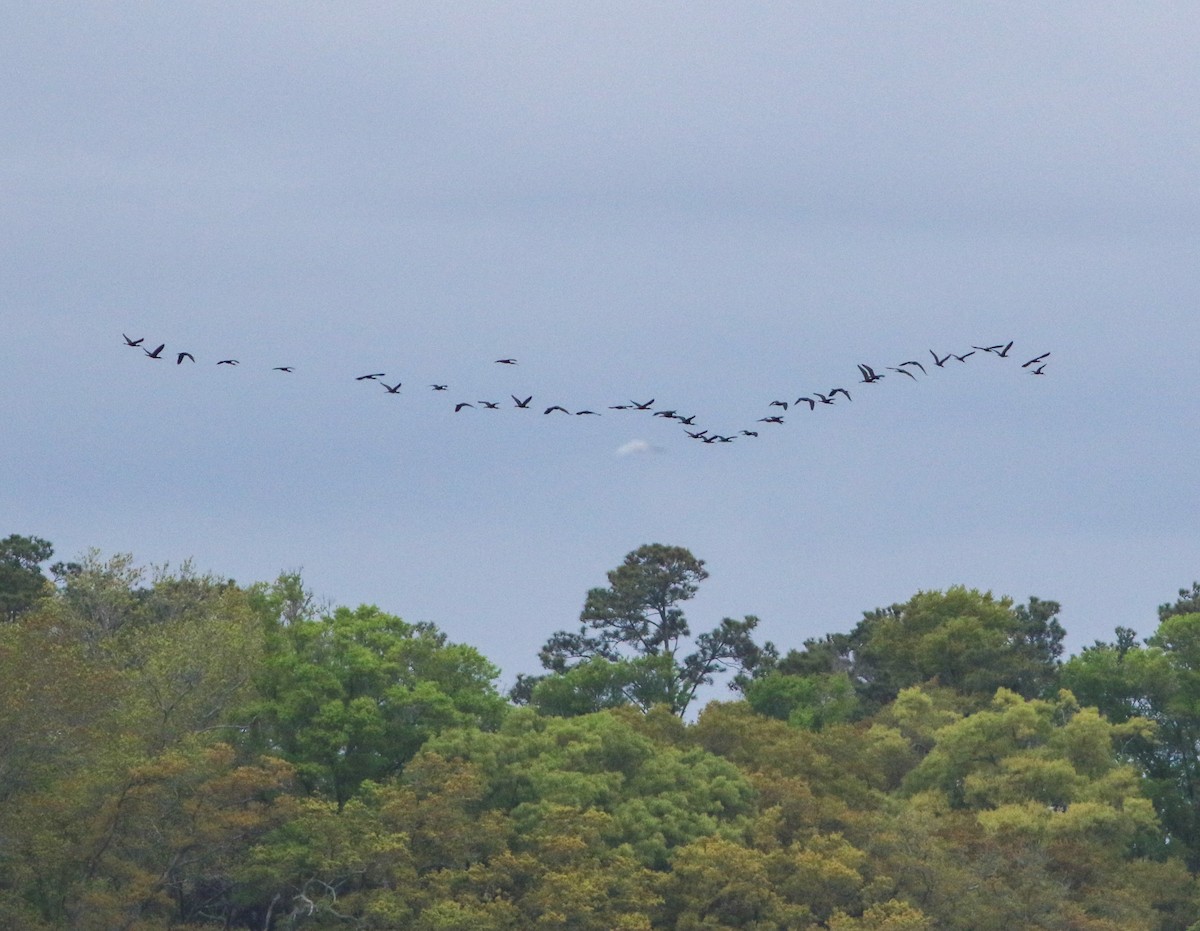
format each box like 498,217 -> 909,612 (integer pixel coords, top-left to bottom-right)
5,3 -> 1198,691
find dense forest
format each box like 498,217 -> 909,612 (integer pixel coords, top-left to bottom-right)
3,534 -> 1200,930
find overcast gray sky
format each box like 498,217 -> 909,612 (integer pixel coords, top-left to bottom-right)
5,2 -> 1199,692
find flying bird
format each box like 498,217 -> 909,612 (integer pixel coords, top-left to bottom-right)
381,381 -> 402,394
176,352 -> 195,365
544,405 -> 569,415
495,358 -> 518,365
900,360 -> 926,375
575,410 -> 600,415
997,341 -> 1014,358
677,415 -> 697,425
740,430 -> 759,437
686,430 -> 708,439
122,334 -> 144,347
630,399 -> 655,410
1031,364 -> 1047,375
479,401 -> 500,409
930,350 -> 951,368
216,359 -> 239,365
829,388 -> 852,401
858,364 -> 883,383
273,366 -> 294,372
430,384 -> 448,391
512,395 -> 533,408
795,397 -> 816,410
356,373 -> 386,381
454,402 -> 474,412
770,400 -> 789,410
144,344 -> 165,359
1022,352 -> 1050,368
887,366 -> 918,381
758,416 -> 785,424
653,410 -> 678,418
951,351 -> 975,362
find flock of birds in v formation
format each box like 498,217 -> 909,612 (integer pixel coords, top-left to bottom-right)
121,333 -> 1050,444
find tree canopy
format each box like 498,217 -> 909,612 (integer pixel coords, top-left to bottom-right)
516,544 -> 774,717
3,533 -> 1200,930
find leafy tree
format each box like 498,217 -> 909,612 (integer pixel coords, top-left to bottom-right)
744,671 -> 860,730
525,656 -> 677,718
776,587 -> 1064,711
519,545 -> 774,717
421,707 -> 758,870
1160,580 -> 1200,621
1062,611 -> 1200,868
0,533 -> 54,621
890,688 -> 1187,929
245,597 -> 507,808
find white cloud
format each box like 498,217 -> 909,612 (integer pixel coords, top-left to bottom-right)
615,439 -> 660,456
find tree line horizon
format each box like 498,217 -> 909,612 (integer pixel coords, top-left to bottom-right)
3,531 -> 1200,930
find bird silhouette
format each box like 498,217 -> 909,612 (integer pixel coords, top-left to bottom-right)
120,331 -> 1051,449
858,364 -> 883,383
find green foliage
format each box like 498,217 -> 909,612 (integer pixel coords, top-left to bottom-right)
1160,581 -> 1200,621
776,587 -> 1064,711
744,671 -> 860,729
4,542 -> 1200,930
0,533 -> 54,621
1063,611 -> 1200,868
522,544 -> 774,717
245,594 -> 507,808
